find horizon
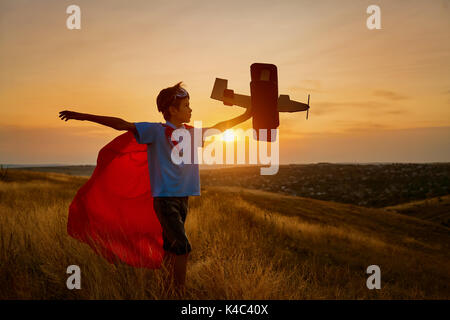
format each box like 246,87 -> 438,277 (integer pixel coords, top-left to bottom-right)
4,161 -> 450,168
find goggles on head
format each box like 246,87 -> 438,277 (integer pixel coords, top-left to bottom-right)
167,87 -> 188,107
174,87 -> 188,99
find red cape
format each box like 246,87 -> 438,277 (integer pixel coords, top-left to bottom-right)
67,131 -> 164,268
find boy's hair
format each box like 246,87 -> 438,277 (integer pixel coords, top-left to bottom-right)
156,82 -> 190,121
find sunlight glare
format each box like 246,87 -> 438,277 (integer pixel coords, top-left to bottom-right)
222,129 -> 235,142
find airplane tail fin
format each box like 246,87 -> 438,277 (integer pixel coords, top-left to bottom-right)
210,78 -> 228,101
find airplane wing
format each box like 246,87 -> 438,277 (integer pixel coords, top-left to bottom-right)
210,78 -> 251,109
277,94 -> 310,112
211,78 -> 310,117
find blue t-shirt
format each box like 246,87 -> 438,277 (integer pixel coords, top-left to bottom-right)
133,121 -> 205,197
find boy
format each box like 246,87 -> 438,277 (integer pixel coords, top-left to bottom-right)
59,82 -> 252,295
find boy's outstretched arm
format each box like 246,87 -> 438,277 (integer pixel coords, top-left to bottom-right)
211,105 -> 252,131
59,110 -> 137,135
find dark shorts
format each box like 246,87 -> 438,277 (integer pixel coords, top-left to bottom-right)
152,196 -> 192,255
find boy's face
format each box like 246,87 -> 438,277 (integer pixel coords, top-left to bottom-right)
170,97 -> 192,124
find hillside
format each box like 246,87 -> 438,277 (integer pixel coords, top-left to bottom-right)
0,170 -> 449,299
201,163 -> 450,208
11,163 -> 450,208
384,195 -> 450,227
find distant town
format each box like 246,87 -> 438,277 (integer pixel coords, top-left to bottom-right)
6,162 -> 449,209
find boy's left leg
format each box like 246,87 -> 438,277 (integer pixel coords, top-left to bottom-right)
162,250 -> 175,278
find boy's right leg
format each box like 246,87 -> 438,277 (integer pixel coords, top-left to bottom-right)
174,252 -> 189,288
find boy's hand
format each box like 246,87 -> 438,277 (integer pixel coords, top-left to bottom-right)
58,111 -> 136,133
59,110 -> 85,121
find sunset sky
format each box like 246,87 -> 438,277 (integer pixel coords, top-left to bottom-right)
1,0 -> 449,165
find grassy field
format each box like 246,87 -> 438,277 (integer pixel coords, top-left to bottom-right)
0,169 -> 449,299
384,195 -> 450,227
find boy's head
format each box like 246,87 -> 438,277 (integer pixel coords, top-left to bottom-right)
156,82 -> 192,124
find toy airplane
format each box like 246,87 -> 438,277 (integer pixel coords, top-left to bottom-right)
210,65 -> 310,120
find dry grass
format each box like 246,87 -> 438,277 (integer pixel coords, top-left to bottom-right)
384,195 -> 450,227
0,170 -> 449,299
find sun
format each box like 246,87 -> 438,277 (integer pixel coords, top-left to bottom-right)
222,129 -> 235,142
